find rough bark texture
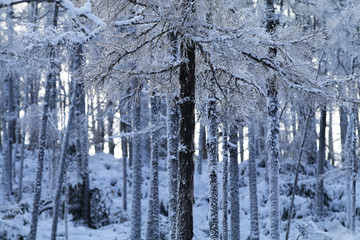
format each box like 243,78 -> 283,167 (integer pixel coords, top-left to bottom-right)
266,78 -> 280,240
266,0 -> 280,238
229,125 -> 239,240
207,98 -> 219,240
176,38 -> 196,240
167,94 -> 179,240
146,93 -> 160,240
130,81 -> 142,240
248,121 -> 260,240
222,124 -> 229,240
316,109 -> 326,219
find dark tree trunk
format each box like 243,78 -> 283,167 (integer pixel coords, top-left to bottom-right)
316,108 -> 326,219
120,106 -> 128,211
198,123 -> 207,174
107,101 -> 115,155
176,39 -> 196,240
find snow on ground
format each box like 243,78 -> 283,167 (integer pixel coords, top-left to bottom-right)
1,152 -> 360,239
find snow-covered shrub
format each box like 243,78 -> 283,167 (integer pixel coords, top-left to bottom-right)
90,187 -> 110,229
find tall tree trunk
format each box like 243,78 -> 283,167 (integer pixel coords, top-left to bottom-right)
29,49 -> 55,240
146,93 -> 160,240
207,97 -> 219,240
130,80 -> 142,240
248,121 -> 260,240
51,89 -> 76,240
316,108 -> 326,219
72,44 -> 91,226
167,93 -> 179,240
229,124 -> 239,240
345,103 -> 356,231
221,124 -> 229,240
120,106 -> 128,211
176,37 -> 196,240
266,0 -> 280,238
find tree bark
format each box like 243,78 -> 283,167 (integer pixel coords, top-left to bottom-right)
29,50 -> 54,240
316,108 -> 326,219
198,123 -> 206,174
207,97 -> 219,240
248,121 -> 260,240
167,93 -> 179,240
130,80 -> 142,240
176,38 -> 196,240
221,124 -> 229,240
146,92 -> 160,240
229,125 -> 239,240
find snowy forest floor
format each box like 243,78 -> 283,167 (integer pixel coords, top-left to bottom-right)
1,152 -> 360,240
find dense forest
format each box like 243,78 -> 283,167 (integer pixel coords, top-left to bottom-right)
1,0 -> 360,239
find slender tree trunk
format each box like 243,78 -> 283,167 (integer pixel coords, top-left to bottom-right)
146,93 -> 160,240
107,101 -> 115,155
328,105 -> 334,165
248,121 -> 260,240
29,49 -> 55,240
51,90 -> 76,240
166,40 -> 179,240
167,91 -> 179,240
239,125 -> 244,163
176,38 -> 196,240
229,124 -> 239,240
345,104 -> 356,231
222,124 -> 229,240
340,106 -> 348,163
207,97 -> 219,240
285,113 -> 311,240
17,131 -> 25,203
198,123 -> 206,175
316,108 -> 326,219
120,107 -> 128,211
130,80 -> 142,240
